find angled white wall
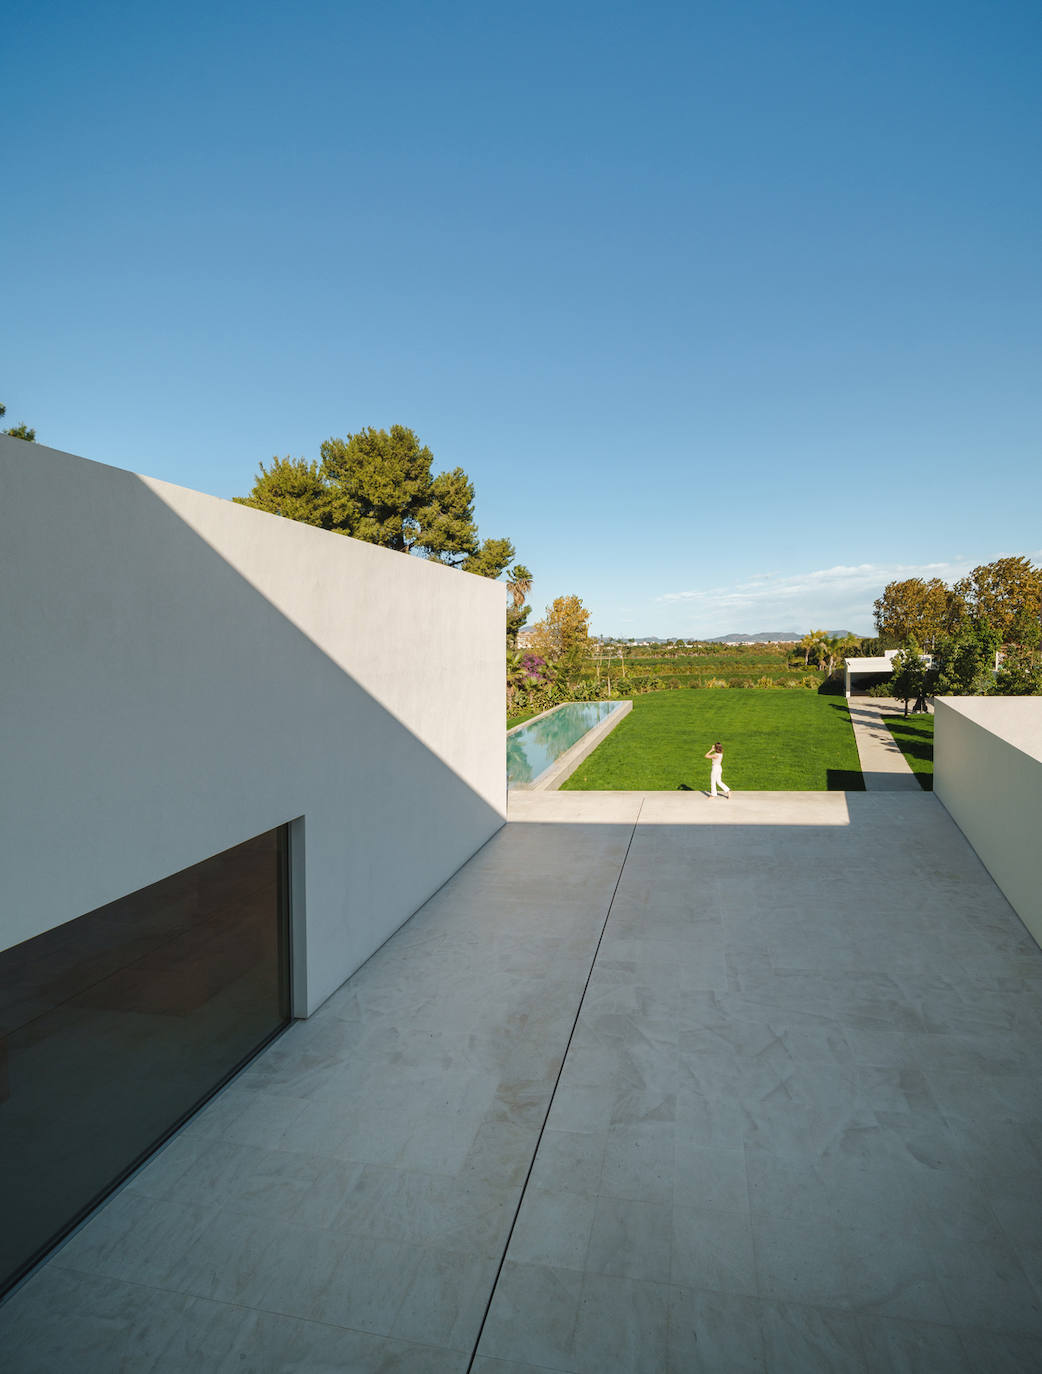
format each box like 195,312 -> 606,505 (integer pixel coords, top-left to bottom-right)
934,696 -> 1042,948
0,436 -> 506,1013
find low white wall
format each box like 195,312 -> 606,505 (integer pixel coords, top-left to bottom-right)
934,697 -> 1042,947
0,437 -> 506,1013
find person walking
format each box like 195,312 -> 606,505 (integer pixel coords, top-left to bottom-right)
705,741 -> 731,799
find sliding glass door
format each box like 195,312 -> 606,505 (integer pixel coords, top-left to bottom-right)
0,826 -> 292,1298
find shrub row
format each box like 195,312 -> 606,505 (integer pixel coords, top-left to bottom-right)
582,659 -> 813,677
586,671 -> 821,689
513,674 -> 825,715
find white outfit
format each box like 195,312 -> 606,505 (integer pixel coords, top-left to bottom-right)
710,755 -> 730,797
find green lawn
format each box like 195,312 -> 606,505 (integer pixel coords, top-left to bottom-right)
561,689 -> 864,791
507,706 -> 546,730
882,713 -> 934,789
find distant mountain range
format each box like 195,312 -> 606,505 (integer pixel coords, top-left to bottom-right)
707,630 -> 850,643
590,630 -> 853,644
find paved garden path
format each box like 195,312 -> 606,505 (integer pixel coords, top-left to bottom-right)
3,790 -> 1041,1372
846,697 -> 924,790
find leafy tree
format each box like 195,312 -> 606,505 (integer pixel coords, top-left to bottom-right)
1008,607 -> 1042,651
889,639 -> 934,716
318,425 -> 460,556
873,578 -> 964,649
0,401 -> 36,442
529,595 -> 591,677
951,556 -> 1042,645
933,618 -> 1001,696
234,456 -> 334,527
994,646 -> 1042,696
238,423 -> 518,582
505,605 -> 529,649
460,536 -> 515,580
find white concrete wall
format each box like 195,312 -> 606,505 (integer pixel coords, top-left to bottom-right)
0,437 -> 506,1013
934,697 -> 1042,947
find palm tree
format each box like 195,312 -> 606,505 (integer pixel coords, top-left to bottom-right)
801,630 -> 830,668
505,564 -> 533,650
506,564 -> 532,613
830,633 -> 862,676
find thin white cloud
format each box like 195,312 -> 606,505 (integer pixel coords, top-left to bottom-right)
660,561 -> 966,605
652,551 -> 1042,637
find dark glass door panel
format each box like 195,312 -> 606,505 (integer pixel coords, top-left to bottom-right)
0,826 -> 291,1298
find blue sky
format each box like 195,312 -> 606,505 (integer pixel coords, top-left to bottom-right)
6,1 -> 1040,637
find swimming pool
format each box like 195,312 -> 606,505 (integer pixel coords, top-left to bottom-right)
507,701 -> 629,789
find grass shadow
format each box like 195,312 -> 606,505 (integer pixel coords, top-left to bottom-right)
890,737 -> 933,761
827,768 -> 866,791
888,721 -> 932,739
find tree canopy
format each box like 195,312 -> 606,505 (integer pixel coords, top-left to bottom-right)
873,577 -> 963,649
889,640 -> 933,715
874,561 -> 1042,652
236,424 -> 517,581
932,618 -> 1002,696
235,456 -> 334,528
995,646 -> 1042,696
0,401 -> 36,442
953,556 -> 1042,643
529,595 -> 591,675
796,630 -> 857,675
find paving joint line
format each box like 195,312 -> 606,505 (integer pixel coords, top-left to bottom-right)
464,798 -> 646,1372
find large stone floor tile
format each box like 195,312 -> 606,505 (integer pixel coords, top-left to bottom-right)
958,1328 -> 1042,1373
857,1315 -> 973,1373
505,1186 -> 596,1270
930,1227 -> 1042,1337
0,1268 -> 204,1374
573,1271 -> 671,1374
472,1360 -> 567,1374
1,1265 -> 468,1374
667,1286 -> 766,1372
390,1246 -> 499,1353
752,1212 -> 853,1309
476,1260 -> 583,1370
507,793 -> 644,823
52,1189 -> 213,1292
760,1300 -> 868,1373
671,1201 -> 757,1295
585,1195 -> 671,1284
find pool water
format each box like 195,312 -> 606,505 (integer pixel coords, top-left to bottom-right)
507,701 -> 625,789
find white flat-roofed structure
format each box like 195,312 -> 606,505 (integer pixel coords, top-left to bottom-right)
0,434 -> 506,1015
844,649 -> 899,696
934,696 -> 1042,948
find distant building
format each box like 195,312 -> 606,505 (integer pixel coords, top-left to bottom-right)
844,649 -> 934,697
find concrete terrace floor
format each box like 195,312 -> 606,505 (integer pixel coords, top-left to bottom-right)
4,790 -> 1042,1372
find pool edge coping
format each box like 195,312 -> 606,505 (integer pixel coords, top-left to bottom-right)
511,700 -> 634,792
507,700 -> 572,738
